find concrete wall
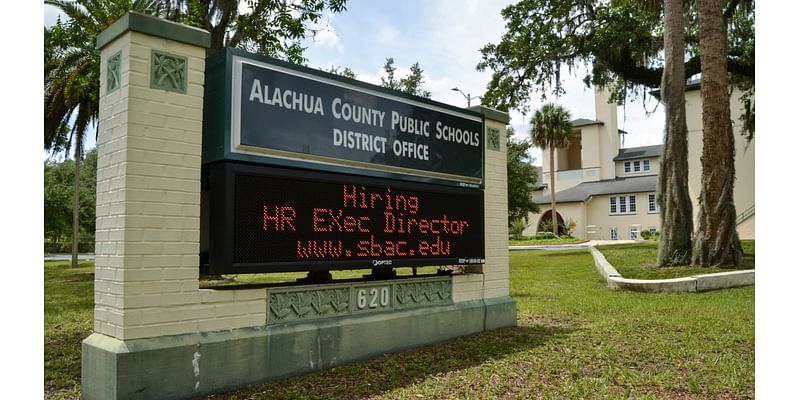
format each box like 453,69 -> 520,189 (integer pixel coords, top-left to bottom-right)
95,27 -> 268,341
584,193 -> 661,240
594,87 -> 621,181
614,159 -> 660,178
685,87 -> 755,239
454,110 -> 511,300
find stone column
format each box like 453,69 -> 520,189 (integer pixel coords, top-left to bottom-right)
85,13 -> 266,400
451,106 -> 515,328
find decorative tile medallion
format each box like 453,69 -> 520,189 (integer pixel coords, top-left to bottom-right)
150,50 -> 187,93
266,277 -> 453,324
106,51 -> 121,94
486,127 -> 501,151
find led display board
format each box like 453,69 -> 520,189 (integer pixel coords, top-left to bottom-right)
203,48 -> 484,187
202,162 -> 485,275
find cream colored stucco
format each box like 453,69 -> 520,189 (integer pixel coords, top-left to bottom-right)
529,85 -> 754,242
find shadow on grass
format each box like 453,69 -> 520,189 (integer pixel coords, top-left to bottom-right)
207,324 -> 575,399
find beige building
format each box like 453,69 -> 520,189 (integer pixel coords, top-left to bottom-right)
523,83 -> 755,240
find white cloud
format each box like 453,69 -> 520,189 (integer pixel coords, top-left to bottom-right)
311,26 -> 343,52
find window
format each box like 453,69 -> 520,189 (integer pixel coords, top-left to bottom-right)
610,195 -> 638,215
633,160 -> 641,172
649,227 -> 658,236
630,228 -> 639,240
624,161 -> 631,173
643,159 -> 651,171
648,193 -> 658,213
610,227 -> 618,240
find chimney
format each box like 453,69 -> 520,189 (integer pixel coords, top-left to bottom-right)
594,86 -> 618,135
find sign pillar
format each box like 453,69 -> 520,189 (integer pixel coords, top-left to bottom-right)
85,13 -> 515,400
451,107 -> 515,328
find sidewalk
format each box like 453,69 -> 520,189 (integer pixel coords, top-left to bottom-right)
509,239 -> 636,251
44,253 -> 96,261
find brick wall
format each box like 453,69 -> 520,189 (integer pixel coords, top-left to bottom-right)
451,117 -> 509,302
96,31 -> 266,340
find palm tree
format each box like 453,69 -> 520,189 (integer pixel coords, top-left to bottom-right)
692,0 -> 743,266
44,0 -> 162,267
530,103 -> 573,236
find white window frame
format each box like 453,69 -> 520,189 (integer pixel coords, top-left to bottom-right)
633,160 -> 641,172
649,227 -> 658,236
609,194 -> 638,215
648,193 -> 658,213
624,161 -> 631,173
643,159 -> 651,171
610,227 -> 618,240
629,228 -> 639,240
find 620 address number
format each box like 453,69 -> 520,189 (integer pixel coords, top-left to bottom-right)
356,287 -> 390,310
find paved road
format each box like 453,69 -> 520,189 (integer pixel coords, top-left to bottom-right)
44,253 -> 96,261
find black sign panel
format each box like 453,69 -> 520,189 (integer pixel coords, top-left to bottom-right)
204,162 -> 485,274
232,57 -> 484,184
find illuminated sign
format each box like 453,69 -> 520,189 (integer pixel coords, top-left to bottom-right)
203,48 -> 484,187
203,162 -> 485,274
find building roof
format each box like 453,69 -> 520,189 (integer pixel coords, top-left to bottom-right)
613,144 -> 664,161
533,175 -> 657,204
570,118 -> 604,127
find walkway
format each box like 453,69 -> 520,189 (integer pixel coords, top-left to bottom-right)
510,241 -> 755,293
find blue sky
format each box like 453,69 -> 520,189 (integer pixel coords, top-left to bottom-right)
44,0 -> 667,164
296,0 -> 666,165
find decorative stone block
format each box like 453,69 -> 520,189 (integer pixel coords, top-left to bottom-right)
106,51 -> 121,93
150,49 -> 187,93
266,277 -> 453,324
486,127 -> 500,151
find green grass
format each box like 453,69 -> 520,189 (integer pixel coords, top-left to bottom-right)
44,261 -> 95,400
45,251 -> 754,399
600,240 -> 755,280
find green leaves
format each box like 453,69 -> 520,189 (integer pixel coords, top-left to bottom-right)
507,133 -> 540,224
477,0 -> 754,114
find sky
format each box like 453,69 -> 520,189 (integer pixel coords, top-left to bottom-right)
294,0 -> 666,166
43,0 -> 667,165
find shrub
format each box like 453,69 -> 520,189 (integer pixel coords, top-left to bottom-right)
535,232 -> 558,240
509,218 -> 527,240
640,230 -> 652,240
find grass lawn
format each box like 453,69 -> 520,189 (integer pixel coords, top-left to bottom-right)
600,240 -> 755,280
45,250 -> 754,399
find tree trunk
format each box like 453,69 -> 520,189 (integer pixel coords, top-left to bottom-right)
692,0 -> 743,266
71,135 -> 82,268
657,0 -> 693,266
550,145 -> 557,235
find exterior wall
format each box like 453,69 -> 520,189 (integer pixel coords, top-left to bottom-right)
580,126 -> 602,170
595,87 -> 621,180
523,202 -> 585,238
614,158 -> 661,178
585,193 -> 661,240
685,87 -> 755,239
481,115 -> 510,298
524,192 -> 660,240
96,29 -> 266,341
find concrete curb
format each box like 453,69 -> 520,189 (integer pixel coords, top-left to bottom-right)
588,246 -> 755,293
